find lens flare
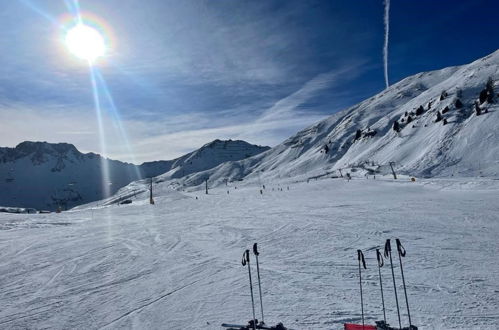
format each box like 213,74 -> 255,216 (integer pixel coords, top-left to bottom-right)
65,24 -> 105,62
60,11 -> 114,65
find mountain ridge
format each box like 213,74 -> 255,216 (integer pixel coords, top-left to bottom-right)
0,139 -> 269,210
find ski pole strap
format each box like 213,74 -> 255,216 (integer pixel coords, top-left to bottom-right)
242,249 -> 250,266
396,239 -> 406,257
253,243 -> 259,256
357,250 -> 366,269
376,249 -> 384,267
384,239 -> 391,257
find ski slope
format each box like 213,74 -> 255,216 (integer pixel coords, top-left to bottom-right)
1,177 -> 498,329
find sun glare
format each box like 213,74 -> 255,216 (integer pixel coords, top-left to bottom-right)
65,24 -> 106,63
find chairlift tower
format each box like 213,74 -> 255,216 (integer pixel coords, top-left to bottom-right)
389,162 -> 397,179
149,178 -> 155,204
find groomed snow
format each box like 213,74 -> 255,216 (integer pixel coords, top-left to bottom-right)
1,177 -> 498,329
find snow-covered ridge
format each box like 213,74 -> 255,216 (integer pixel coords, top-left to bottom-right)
1,141 -> 84,168
0,139 -> 269,210
169,50 -> 499,189
160,139 -> 270,180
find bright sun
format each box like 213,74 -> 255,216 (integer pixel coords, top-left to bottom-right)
65,24 -> 106,63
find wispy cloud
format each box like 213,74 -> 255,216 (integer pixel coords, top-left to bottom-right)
256,62 -> 366,123
0,60 -> 365,163
0,101 -> 322,163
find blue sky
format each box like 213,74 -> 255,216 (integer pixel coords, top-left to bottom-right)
0,0 -> 498,163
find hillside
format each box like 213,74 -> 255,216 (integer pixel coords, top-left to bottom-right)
159,139 -> 270,180
171,50 -> 499,189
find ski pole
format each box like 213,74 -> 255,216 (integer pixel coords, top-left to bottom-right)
242,249 -> 257,330
376,249 -> 387,324
253,243 -> 265,325
384,239 -> 402,329
396,239 -> 412,327
357,249 -> 367,330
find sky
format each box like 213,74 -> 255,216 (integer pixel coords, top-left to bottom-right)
0,0 -> 498,163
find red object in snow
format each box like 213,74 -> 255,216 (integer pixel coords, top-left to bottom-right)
344,323 -> 377,330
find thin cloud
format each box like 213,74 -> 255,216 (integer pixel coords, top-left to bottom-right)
0,61 -> 366,163
255,61 -> 367,123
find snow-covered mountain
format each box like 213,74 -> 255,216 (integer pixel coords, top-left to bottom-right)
0,140 -> 269,210
158,139 -> 270,180
170,50 -> 499,188
0,142 -> 163,210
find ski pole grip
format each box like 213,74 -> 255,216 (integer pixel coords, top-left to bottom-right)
253,243 -> 259,256
242,249 -> 250,266
357,249 -> 366,269
376,249 -> 384,267
396,239 -> 406,257
384,239 -> 391,257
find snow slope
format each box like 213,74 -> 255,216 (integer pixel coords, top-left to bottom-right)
0,140 -> 268,210
0,177 -> 498,329
158,139 -> 270,180
173,50 -> 499,190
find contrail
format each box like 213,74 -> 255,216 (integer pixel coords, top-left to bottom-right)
383,0 -> 390,89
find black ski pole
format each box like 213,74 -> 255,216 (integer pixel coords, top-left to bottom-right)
357,249 -> 367,329
253,243 -> 265,325
384,239 -> 402,329
396,239 -> 412,327
242,249 -> 257,330
376,249 -> 387,325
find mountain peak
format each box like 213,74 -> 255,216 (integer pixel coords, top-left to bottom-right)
203,139 -> 261,148
15,141 -> 80,155
158,139 -> 270,180
0,141 -> 82,165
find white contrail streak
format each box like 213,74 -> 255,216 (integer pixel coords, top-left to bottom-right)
383,0 -> 390,89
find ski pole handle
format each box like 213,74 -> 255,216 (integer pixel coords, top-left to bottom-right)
376,249 -> 384,267
384,239 -> 391,257
357,249 -> 366,269
253,243 -> 259,256
396,238 -> 406,257
242,249 -> 250,266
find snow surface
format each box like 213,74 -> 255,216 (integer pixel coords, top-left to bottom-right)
1,176 -> 498,329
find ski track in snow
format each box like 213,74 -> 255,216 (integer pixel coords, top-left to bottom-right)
0,178 -> 498,329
